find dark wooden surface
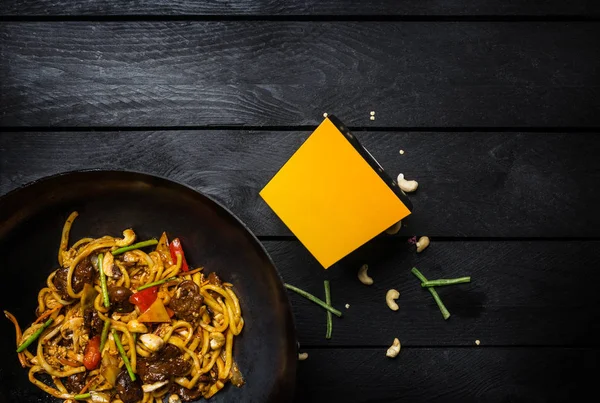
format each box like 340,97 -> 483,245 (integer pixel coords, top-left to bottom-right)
1,2 -> 599,402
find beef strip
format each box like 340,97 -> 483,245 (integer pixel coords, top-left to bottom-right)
107,285 -> 135,313
64,372 -> 87,394
83,308 -> 104,338
170,384 -> 203,402
53,256 -> 95,299
169,281 -> 203,322
115,369 -> 143,403
136,344 -> 191,384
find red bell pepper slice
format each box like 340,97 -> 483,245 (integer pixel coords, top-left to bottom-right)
169,238 -> 189,272
83,335 -> 102,370
129,286 -> 158,312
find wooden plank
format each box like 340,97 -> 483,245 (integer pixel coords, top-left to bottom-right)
293,347 -> 597,402
267,239 -> 600,346
1,130 -> 599,238
1,22 -> 599,127
2,0 -> 598,16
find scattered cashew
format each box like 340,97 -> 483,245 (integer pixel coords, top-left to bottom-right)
357,264 -> 373,285
115,229 -> 136,247
397,173 -> 418,193
385,289 -> 400,311
386,338 -> 401,358
416,236 -> 430,253
298,352 -> 308,361
385,221 -> 402,235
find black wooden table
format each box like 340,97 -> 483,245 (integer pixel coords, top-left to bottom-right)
1,2 -> 599,402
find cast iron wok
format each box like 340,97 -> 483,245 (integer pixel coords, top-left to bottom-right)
0,170 -> 297,403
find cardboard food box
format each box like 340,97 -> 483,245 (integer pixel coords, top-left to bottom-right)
260,115 -> 412,268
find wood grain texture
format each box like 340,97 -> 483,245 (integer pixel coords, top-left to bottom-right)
1,22 -> 599,127
3,0 -> 598,16
294,347 -> 597,403
1,130 -> 599,238
266,239 -> 600,346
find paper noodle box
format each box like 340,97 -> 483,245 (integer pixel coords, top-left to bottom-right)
260,115 -> 412,268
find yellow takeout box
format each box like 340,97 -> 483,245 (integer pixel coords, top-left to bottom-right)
260,115 -> 413,268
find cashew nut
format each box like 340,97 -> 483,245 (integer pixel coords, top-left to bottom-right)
416,236 -> 430,253
386,338 -> 401,358
385,221 -> 402,235
115,229 -> 136,247
168,395 -> 182,403
139,334 -> 165,352
397,173 -> 418,193
357,264 -> 373,285
126,319 -> 148,334
298,352 -> 308,361
210,332 -> 226,350
385,289 -> 400,311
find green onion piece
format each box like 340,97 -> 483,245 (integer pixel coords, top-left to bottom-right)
133,332 -> 138,345
73,393 -> 91,400
284,283 -> 342,317
137,276 -> 178,291
421,277 -> 471,287
112,239 -> 158,256
99,319 -> 110,352
411,268 -> 450,320
324,280 -> 333,339
112,329 -> 136,381
16,318 -> 54,353
98,253 -> 110,308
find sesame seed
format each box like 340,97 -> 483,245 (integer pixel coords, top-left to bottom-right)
323,112 -> 328,118
399,149 -> 405,155
370,116 -> 375,121
345,304 -> 350,309
370,111 -> 375,116
475,340 -> 481,346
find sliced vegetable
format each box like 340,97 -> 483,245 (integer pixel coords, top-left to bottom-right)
80,283 -> 98,312
112,329 -> 136,381
324,280 -> 332,339
166,306 -> 175,318
98,253 -> 110,309
411,267 -> 451,320
421,277 -> 471,287
102,364 -> 120,386
74,393 -> 91,400
137,298 -> 171,323
112,239 -> 158,256
83,335 -> 102,370
156,232 -> 173,265
16,318 -> 53,353
137,276 -> 178,291
99,319 -> 110,352
169,238 -> 189,272
129,287 -> 158,312
284,283 -> 342,317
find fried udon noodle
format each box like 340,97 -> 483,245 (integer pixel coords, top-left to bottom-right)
5,212 -> 244,403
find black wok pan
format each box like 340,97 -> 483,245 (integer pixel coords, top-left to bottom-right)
0,170 -> 297,403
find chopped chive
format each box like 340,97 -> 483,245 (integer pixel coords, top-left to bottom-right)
112,329 -> 136,381
16,318 -> 54,353
137,276 -> 178,291
284,283 -> 342,317
99,319 -> 110,352
112,239 -> 158,256
98,253 -> 110,309
411,268 -> 450,320
73,393 -> 91,400
421,277 -> 471,287
324,280 -> 332,339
